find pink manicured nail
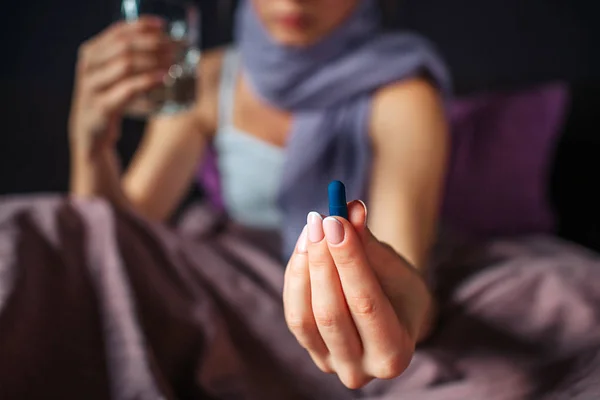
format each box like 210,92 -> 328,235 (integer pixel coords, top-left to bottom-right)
323,217 -> 344,245
307,212 -> 324,243
297,225 -> 308,253
358,200 -> 368,227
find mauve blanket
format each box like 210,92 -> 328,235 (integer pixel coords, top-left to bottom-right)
0,196 -> 599,399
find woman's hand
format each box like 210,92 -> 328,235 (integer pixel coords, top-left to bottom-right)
69,17 -> 174,156
283,201 -> 434,389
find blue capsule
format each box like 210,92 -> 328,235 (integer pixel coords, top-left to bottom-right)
328,180 -> 348,220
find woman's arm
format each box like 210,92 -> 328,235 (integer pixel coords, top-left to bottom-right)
120,109 -> 209,221
283,78 -> 447,388
70,109 -> 210,219
121,49 -> 224,220
368,78 -> 449,271
70,21 -> 224,221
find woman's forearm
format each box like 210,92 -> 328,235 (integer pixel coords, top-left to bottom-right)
368,79 -> 449,342
69,111 -> 209,222
69,146 -> 132,211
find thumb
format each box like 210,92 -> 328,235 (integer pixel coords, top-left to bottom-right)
347,200 -> 374,245
347,200 -> 402,265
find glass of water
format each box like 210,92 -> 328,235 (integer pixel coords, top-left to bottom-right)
120,0 -> 201,117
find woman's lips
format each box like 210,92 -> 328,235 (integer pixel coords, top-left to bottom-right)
276,13 -> 309,30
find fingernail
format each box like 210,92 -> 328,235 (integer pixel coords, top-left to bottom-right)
357,200 -> 368,227
323,217 -> 345,245
307,212 -> 324,243
297,225 -> 308,253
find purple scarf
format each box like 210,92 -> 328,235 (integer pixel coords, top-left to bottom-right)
234,0 -> 450,258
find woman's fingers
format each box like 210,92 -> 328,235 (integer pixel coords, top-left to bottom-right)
87,34 -> 173,75
80,18 -> 170,73
286,203 -> 414,387
86,52 -> 170,92
283,226 -> 331,372
323,215 -> 413,380
306,212 -> 366,388
76,18 -> 175,106
92,34 -> 173,73
92,17 -> 166,52
96,71 -> 165,116
98,16 -> 163,43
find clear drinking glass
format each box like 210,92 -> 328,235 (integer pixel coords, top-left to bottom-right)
120,0 -> 201,117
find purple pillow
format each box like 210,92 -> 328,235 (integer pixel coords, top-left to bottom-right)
442,83 -> 570,237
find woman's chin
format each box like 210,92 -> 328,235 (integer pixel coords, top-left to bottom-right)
269,29 -> 321,48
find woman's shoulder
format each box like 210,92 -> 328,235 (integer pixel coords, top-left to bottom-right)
373,78 -> 442,111
371,78 -> 444,123
195,47 -> 230,136
369,77 -> 447,142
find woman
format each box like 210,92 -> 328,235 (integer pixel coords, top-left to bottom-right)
74,0 -> 447,384
3,1 -> 600,399
2,0 -> 449,398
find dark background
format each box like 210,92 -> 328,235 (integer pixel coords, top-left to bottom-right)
1,0 -> 599,249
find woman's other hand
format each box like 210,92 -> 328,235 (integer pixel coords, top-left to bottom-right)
283,200 -> 434,389
69,17 -> 174,155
